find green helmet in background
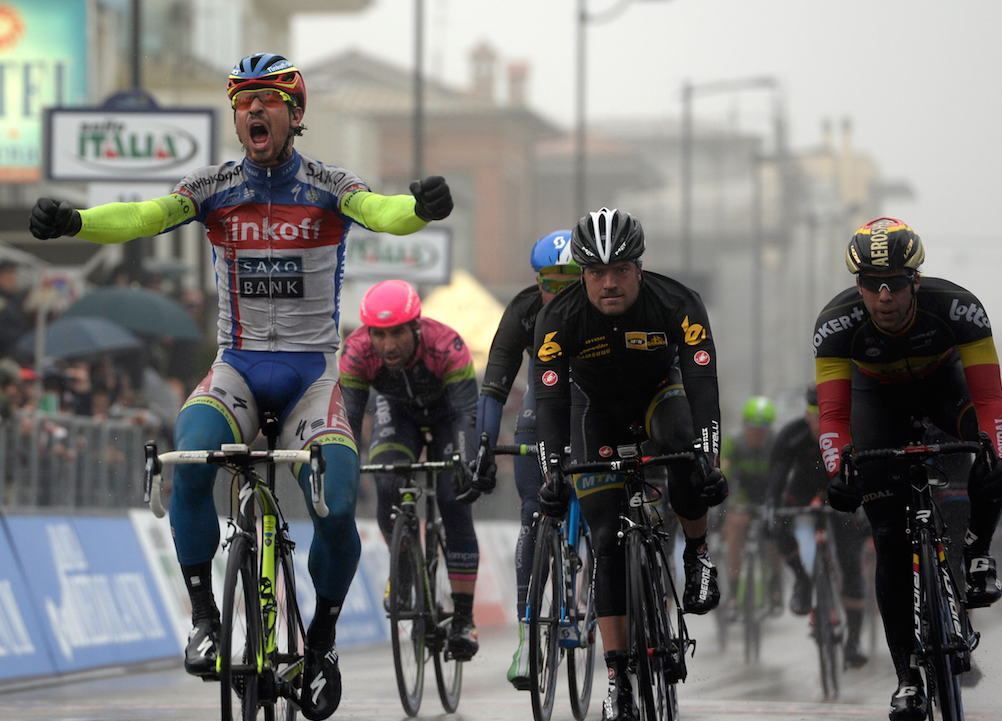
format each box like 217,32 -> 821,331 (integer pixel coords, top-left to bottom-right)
742,396 -> 776,427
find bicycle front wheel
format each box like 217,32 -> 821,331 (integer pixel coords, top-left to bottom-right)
529,515 -> 562,721
429,528 -> 462,713
567,525 -> 596,721
389,514 -> 426,717
921,533 -> 963,721
627,533 -> 677,721
812,541 -> 841,701
267,538 -> 303,721
220,534 -> 262,721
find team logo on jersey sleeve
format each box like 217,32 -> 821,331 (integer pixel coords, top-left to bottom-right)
694,350 -> 710,366
681,316 -> 707,345
537,331 -> 562,362
541,370 -> 558,386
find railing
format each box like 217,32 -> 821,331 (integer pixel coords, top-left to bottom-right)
0,411 -> 163,509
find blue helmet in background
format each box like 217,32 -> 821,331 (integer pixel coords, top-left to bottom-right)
530,230 -> 578,273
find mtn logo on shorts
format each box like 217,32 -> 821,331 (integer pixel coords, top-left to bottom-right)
625,332 -> 667,351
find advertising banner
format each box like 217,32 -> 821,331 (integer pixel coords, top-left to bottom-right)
0,521 -> 55,679
6,516 -> 177,674
343,226 -> 452,285
0,0 -> 88,183
45,108 -> 216,182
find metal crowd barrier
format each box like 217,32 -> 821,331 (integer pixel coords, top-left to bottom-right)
0,412 -> 164,510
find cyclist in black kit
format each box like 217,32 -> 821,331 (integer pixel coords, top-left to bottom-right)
814,217 -> 1002,720
533,207 -> 727,721
469,229 -> 580,689
771,384 -> 870,668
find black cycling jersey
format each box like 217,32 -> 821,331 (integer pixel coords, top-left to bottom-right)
770,418 -> 827,507
534,271 -> 721,479
481,284 -> 544,404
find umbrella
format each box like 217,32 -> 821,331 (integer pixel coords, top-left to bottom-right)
16,316 -> 141,360
63,287 -> 203,341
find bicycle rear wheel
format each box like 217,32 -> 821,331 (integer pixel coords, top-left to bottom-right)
567,526 -> 596,721
429,528 -> 462,713
267,538 -> 303,721
529,515 -> 562,721
812,541 -> 841,701
921,535 -> 963,721
389,514 -> 426,717
220,534 -> 262,721
627,533 -> 678,721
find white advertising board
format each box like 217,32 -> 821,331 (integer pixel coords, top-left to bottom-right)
44,108 -> 215,182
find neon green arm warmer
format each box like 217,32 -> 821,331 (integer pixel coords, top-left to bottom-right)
340,190 -> 428,235
76,194 -> 197,244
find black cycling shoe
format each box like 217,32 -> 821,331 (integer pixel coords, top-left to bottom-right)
789,574 -> 812,616
447,615 -> 479,661
682,547 -> 720,615
602,672 -> 639,721
964,553 -> 1002,609
184,617 -> 221,678
300,646 -> 342,721
888,678 -> 926,721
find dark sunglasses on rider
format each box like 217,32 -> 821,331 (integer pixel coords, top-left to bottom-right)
232,89 -> 293,110
857,272 -> 915,293
538,275 -> 578,295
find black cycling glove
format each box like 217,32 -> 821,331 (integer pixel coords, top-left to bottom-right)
538,478 -> 572,517
409,176 -> 453,222
469,433 -> 497,494
29,198 -> 81,240
826,476 -> 862,513
969,432 -> 1002,502
692,450 -> 728,506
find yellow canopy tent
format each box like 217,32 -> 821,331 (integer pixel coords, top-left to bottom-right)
420,269 -> 506,375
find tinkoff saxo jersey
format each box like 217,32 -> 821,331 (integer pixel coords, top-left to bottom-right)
172,152 -> 367,352
813,276 -> 1002,475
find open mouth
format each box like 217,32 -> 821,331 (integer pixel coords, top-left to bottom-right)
248,120 -> 270,146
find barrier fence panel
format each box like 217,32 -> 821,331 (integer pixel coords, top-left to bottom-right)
0,413 -> 163,510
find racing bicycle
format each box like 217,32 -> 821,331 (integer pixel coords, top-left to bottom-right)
493,442 -> 597,721
144,413 -> 327,721
359,455 -> 463,717
562,445 -> 696,721
776,499 -> 844,700
843,432 -> 990,721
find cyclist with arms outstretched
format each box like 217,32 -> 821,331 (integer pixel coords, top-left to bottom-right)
469,230 -> 580,688
338,279 -> 481,661
533,208 -> 727,721
813,217 -> 1002,721
29,53 -> 454,720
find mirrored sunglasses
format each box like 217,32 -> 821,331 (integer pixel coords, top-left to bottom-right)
538,276 -> 578,295
232,89 -> 292,110
858,273 -> 914,293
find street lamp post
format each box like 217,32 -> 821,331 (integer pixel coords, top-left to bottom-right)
574,0 -> 672,221
678,77 -> 783,395
413,0 -> 425,180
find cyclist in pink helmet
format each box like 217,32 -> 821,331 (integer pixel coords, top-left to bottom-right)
340,280 -> 482,661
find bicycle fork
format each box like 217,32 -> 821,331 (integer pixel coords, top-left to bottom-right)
558,502 -> 587,649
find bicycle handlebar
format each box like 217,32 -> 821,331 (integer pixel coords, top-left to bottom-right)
563,451 -> 694,476
143,442 -> 328,519
359,453 -> 461,475
492,443 -> 538,456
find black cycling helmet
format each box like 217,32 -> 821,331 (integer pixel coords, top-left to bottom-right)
845,217 -> 924,274
570,207 -> 645,267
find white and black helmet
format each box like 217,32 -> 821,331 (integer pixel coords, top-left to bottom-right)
570,207 -> 645,267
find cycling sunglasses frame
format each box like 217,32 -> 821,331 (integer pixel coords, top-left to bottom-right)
231,89 -> 294,110
538,275 -> 579,295
857,273 -> 915,293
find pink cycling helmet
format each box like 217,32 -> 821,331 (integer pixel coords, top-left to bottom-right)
359,280 -> 421,328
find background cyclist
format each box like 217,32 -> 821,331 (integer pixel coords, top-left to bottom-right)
533,207 -> 727,721
339,279 -> 481,661
469,230 -> 580,689
720,395 -> 782,619
29,53 -> 453,721
771,384 -> 870,668
814,217 -> 1002,721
